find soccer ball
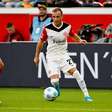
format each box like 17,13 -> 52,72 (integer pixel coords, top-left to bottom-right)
44,87 -> 58,101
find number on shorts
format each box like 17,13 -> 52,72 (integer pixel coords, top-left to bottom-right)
66,59 -> 73,66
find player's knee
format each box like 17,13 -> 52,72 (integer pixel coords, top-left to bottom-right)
67,68 -> 76,75
50,74 -> 59,79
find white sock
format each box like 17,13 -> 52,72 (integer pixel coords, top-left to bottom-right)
73,70 -> 89,97
50,78 -> 60,95
50,79 -> 59,86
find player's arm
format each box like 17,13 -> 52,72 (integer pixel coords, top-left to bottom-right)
34,39 -> 44,64
71,33 -> 81,42
71,33 -> 87,44
69,26 -> 87,44
34,28 -> 47,64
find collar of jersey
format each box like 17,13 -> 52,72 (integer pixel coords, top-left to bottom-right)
52,22 -> 63,29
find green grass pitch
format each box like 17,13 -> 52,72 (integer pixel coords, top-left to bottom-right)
0,88 -> 112,112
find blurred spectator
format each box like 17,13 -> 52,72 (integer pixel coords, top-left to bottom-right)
0,2 -> 5,7
54,0 -> 65,7
18,0 -> 33,8
81,0 -> 88,6
0,0 -> 5,7
82,0 -> 103,7
63,0 -> 82,7
5,0 -> 16,8
104,23 -> 112,42
1,0 -> 18,8
30,2 -> 51,41
93,0 -> 103,7
46,0 -> 54,7
0,0 -> 112,7
0,0 -> 22,8
29,0 -> 45,6
99,0 -> 105,3
4,22 -> 24,42
92,26 -> 104,41
105,23 -> 112,36
103,0 -> 112,7
53,0 -> 82,7
78,24 -> 104,42
96,23 -> 112,43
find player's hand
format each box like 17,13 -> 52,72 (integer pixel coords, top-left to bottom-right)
80,39 -> 87,45
0,58 -> 4,72
34,56 -> 39,65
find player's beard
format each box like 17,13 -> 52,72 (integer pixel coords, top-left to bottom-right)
39,11 -> 47,17
38,14 -> 47,22
54,21 -> 62,27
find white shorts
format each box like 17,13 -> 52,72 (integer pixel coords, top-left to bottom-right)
47,54 -> 76,78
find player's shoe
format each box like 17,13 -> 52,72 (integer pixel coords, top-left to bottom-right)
84,96 -> 93,102
57,91 -> 60,96
55,86 -> 60,96
53,82 -> 60,96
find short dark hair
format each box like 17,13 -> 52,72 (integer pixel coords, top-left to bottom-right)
52,7 -> 63,15
6,22 -> 13,28
34,1 -> 47,9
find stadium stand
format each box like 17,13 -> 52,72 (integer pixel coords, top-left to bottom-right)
0,8 -> 111,43
0,0 -> 112,7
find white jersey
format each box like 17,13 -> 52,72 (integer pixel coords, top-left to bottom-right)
41,22 -> 75,59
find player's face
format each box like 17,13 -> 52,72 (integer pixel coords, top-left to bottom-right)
52,11 -> 63,26
39,7 -> 47,17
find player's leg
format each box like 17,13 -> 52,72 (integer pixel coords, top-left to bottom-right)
61,55 -> 93,102
47,59 -> 60,96
67,68 -> 93,102
0,58 -> 4,72
50,75 -> 60,96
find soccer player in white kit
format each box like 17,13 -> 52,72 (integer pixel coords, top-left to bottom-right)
34,7 -> 93,102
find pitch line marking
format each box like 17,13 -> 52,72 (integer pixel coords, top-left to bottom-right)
0,107 -> 112,112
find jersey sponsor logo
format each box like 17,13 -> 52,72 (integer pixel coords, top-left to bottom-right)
53,39 -> 66,44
